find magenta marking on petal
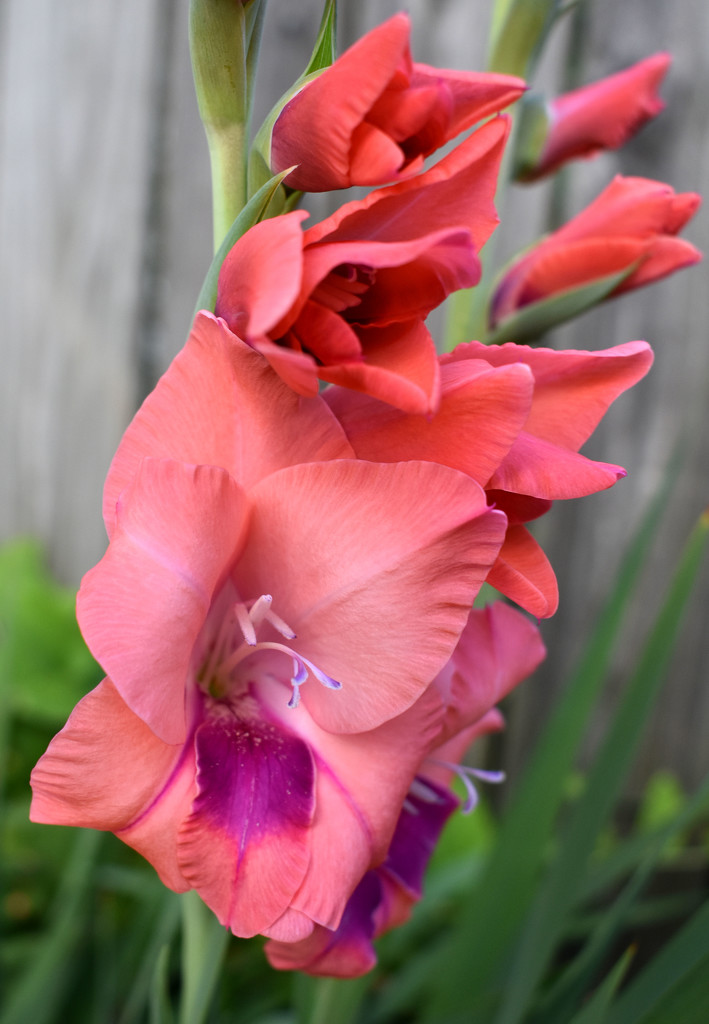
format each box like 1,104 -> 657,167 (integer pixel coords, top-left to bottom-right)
193,704 -> 315,844
383,775 -> 458,898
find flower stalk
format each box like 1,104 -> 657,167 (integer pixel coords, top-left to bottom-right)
189,0 -> 265,249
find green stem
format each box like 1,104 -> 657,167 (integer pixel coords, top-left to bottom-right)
442,114 -> 519,351
189,0 -> 252,251
297,974 -> 371,1024
206,122 -> 248,249
178,891 -> 230,1024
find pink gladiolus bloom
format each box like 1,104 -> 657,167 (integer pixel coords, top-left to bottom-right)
490,176 -> 701,329
216,118 -> 509,414
326,338 -> 653,618
266,602 -> 546,976
31,312 -> 508,941
520,54 -> 671,182
269,13 -> 525,192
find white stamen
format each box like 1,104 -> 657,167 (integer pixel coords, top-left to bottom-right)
248,594 -> 273,627
409,777 -> 447,805
266,609 -> 297,640
234,602 -> 257,646
426,758 -> 506,814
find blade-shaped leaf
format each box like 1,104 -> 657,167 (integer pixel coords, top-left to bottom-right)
535,772 -> 709,1023
303,0 -> 337,77
0,830 -> 101,1024
488,0 -> 564,76
193,167 -> 292,316
604,900 -> 709,1024
566,949 -> 634,1024
421,462 -> 680,1023
493,511 -> 709,1024
485,267 -> 637,345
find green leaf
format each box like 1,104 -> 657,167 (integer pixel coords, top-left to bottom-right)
117,892 -> 181,1024
0,539 -> 100,729
604,899 -> 709,1024
293,974 -> 371,1024
536,771 -> 709,1023
510,93 -> 551,180
485,266 -> 636,345
189,0 -> 252,244
630,948 -> 709,1024
488,0 -> 564,76
421,461 -> 679,1023
149,946 -> 175,1024
493,510 -> 709,1024
177,891 -> 230,1024
303,0 -> 338,77
566,949 -> 634,1024
0,830 -> 101,1024
192,167 -> 292,317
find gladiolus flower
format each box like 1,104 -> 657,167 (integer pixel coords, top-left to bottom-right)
268,13 -> 525,192
265,602 -> 546,975
326,337 -> 653,618
31,312 -> 508,942
217,118 -> 510,414
490,176 -> 701,334
517,54 -> 671,182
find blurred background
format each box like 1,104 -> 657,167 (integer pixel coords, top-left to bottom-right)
1,0 -> 707,793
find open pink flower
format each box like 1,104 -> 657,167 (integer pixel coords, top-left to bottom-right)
265,602 -> 546,975
31,312 -> 508,941
518,54 -> 671,181
269,13 -> 525,192
216,118 -> 509,414
491,176 -> 701,331
326,338 -> 653,617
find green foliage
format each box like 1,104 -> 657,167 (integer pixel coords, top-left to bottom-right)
193,167 -> 293,316
488,0 -> 565,76
485,266 -> 637,345
302,0 -> 338,78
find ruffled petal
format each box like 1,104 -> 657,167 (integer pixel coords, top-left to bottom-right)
299,229 -> 479,325
30,678 -> 194,892
270,14 -> 412,191
177,696 -> 315,937
265,873 -> 383,976
103,313 -> 353,532
487,525 -> 559,618
488,430 -> 626,499
237,459 -> 506,733
445,339 -> 653,451
79,460 -> 248,744
215,211 -> 307,339
434,602 -> 546,742
326,360 -> 534,486
411,64 -> 525,135
276,682 -> 443,928
304,116 -> 510,252
318,321 -> 440,416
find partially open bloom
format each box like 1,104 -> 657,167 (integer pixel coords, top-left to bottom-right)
217,118 -> 509,414
517,53 -> 671,181
268,13 -> 525,192
265,602 -> 546,975
326,338 -> 653,618
31,313 -> 508,942
490,176 -> 701,335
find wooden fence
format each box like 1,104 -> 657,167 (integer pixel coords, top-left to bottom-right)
2,0 -> 707,791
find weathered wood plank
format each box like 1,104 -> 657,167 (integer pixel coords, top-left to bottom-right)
2,0 -> 706,787
0,0 -> 167,580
